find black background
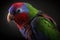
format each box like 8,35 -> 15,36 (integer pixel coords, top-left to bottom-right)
0,0 -> 60,40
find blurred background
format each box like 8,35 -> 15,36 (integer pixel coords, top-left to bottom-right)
0,0 -> 60,40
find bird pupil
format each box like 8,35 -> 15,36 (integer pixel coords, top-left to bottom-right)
17,9 -> 20,13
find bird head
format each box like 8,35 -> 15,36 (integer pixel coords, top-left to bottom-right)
9,2 -> 38,27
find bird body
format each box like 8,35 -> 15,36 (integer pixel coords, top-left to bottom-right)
7,2 -> 60,40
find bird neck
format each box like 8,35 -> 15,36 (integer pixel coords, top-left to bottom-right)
26,3 -> 39,20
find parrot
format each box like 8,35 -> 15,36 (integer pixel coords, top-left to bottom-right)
7,2 -> 60,40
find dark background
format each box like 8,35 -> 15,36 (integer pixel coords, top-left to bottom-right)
0,0 -> 60,40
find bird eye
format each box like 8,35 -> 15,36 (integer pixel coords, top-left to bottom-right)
17,9 -> 20,13
16,8 -> 20,13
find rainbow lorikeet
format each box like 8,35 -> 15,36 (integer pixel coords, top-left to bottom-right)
7,2 -> 60,40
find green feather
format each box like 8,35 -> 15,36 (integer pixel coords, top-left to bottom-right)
35,16 -> 60,40
26,3 -> 60,40
26,3 -> 39,20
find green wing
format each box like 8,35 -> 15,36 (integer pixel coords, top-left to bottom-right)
34,15 -> 60,40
